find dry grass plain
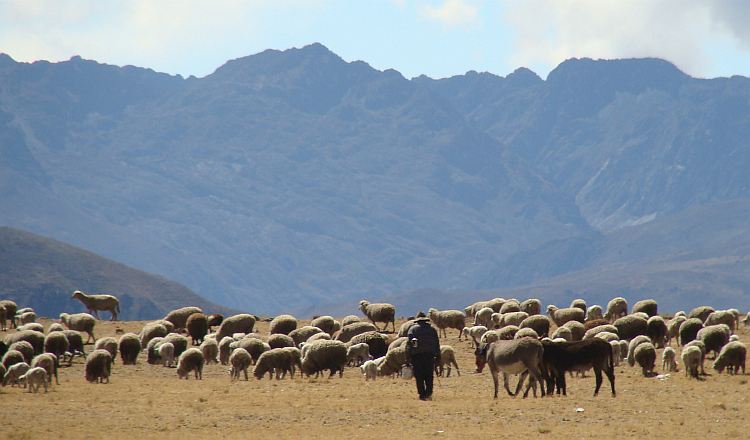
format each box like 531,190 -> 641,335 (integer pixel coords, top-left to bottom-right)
2,316 -> 749,440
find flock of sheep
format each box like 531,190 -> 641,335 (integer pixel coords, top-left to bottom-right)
0,292 -> 747,399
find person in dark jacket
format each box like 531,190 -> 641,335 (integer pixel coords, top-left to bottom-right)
405,311 -> 441,401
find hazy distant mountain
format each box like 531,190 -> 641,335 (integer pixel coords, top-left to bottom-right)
1,44 -> 749,316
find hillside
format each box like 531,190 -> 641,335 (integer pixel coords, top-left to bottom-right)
0,226 -> 242,320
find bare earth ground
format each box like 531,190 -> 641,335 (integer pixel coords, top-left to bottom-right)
1,317 -> 749,440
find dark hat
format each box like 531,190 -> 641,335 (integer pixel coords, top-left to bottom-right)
415,310 -> 429,321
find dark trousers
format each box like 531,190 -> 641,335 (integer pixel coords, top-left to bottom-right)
411,353 -> 435,399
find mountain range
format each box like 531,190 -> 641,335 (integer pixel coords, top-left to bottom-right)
1,44 -> 749,316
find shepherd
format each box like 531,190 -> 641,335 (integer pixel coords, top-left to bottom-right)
405,311 -> 441,401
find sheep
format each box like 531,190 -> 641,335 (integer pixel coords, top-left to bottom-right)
713,341 -> 746,375
550,326 -> 572,342
397,320 -> 416,337
215,314 -> 256,342
164,307 -> 203,330
44,331 -> 69,363
219,336 -> 234,365
30,353 -> 58,386
9,341 -> 34,364
514,327 -> 539,340
94,337 -> 118,359
688,306 -> 715,323
186,313 -> 209,345
387,336 -> 408,352
376,345 -> 408,377
289,326 -> 324,346
3,362 -> 29,387
341,315 -> 361,327
85,349 -> 113,383
662,347 -> 678,372
613,315 -> 648,341
583,324 -> 619,340
301,340 -> 348,378
705,310 -> 737,334
306,333 -> 331,344
361,359 -> 378,381
200,338 -> 220,365
4,330 -> 45,356
18,367 -> 47,393
156,319 -> 176,334
584,319 -> 611,332
162,333 -> 189,359
562,321 -> 586,341
679,318 -> 704,346
0,300 -> 18,329
60,313 -> 96,343
570,299 -> 587,313
146,337 -> 165,364
348,331 -> 389,359
473,307 -> 494,327
500,311 -> 530,328
604,297 -> 628,322
229,347 -> 253,380
475,338 -> 546,398
462,326 -> 488,347
594,332 -> 619,343
481,330 -> 500,344
610,340 -> 622,367
646,316 -> 667,348
696,324 -> 730,358
666,315 -> 687,346
269,314 -> 298,335
519,315 -> 551,338
118,333 -> 141,365
346,343 -> 372,367
464,300 -> 489,318
684,340 -> 707,375
207,313 -> 224,328
541,338 -> 616,397
138,322 -> 168,348
586,305 -> 604,322
62,330 -> 85,363
252,347 -> 296,379
268,334 -> 296,349
71,290 -> 120,321
631,299 -> 658,317
627,335 -> 651,367
334,322 -> 379,343
633,342 -> 656,377
546,305 -> 584,326
682,345 -> 703,378
435,345 -> 460,377
158,342 -> 175,367
310,316 -> 340,336
176,348 -> 204,379
520,299 -> 542,316
16,311 -> 37,325
428,308 -> 466,339
496,325 -> 520,340
47,323 -> 65,333
358,300 -> 396,332
18,322 -> 43,332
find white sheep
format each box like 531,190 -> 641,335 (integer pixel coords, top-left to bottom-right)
60,313 -> 96,343
662,347 -> 678,372
200,338 -> 220,365
18,366 -> 48,393
358,300 -> 396,332
428,308 -> 467,339
361,359 -> 378,381
176,348 -> 204,380
346,342 -> 372,367
604,297 -> 628,322
31,353 -> 58,386
3,362 -> 30,387
682,345 -> 702,378
229,347 -> 253,380
545,305 -> 584,326
72,290 -> 120,321
633,342 -> 656,377
85,349 -> 113,383
158,342 -> 175,367
473,307 -> 494,328
253,347 -> 299,379
462,326 -> 488,348
705,310 -> 737,334
610,340 -> 622,366
435,345 -> 460,377
713,341 -> 746,375
586,305 -> 603,322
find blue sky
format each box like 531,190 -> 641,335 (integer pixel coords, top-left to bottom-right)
2,0 -> 750,80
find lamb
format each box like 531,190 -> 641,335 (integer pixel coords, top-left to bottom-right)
334,322 -> 379,343
71,290 -> 120,321
44,331 -> 69,362
310,316 -> 340,336
433,345 -> 460,377
200,338 -> 220,365
646,316 -> 667,348
94,337 -> 118,358
289,326 -> 324,346
696,324 -> 730,358
138,322 -> 168,348
301,340 -> 348,378
613,315 -> 648,341
546,305 -> 584,326
358,300 -> 396,332
361,359 -> 378,381
30,353 -> 58,386
341,315 -> 361,327
348,331 -> 389,359
586,305 -> 604,322
562,321 -> 586,341
604,297 -> 628,322
713,341 -> 746,375
540,338 -> 616,397
666,315 -> 687,346
229,347 -> 253,380
520,299 -> 542,316
118,333 -> 141,365
84,349 -> 113,383
164,307 -> 203,330
610,341 -> 622,366
688,306 -> 715,323
215,314 -> 256,342
3,362 -> 29,387
219,336 -> 234,365
462,326 -> 488,348
705,310 -> 736,334
60,313 -> 96,343
519,315 -> 551,339
679,318 -> 704,346
18,367 -> 48,393
186,313 -> 209,345
632,299 -> 658,317
269,314 -> 298,335
176,348 -> 204,379
662,346 -> 678,372
158,342 -> 175,367
428,308 -> 466,339
633,342 -> 657,377
346,342 -> 372,367
473,307 -> 494,328
681,345 -> 703,378
475,338 -> 546,398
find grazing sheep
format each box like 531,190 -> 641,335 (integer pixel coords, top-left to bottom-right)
666,315 -> 687,346
0,300 -> 18,329
475,338 -> 546,398
688,306 -> 715,323
158,342 -> 175,367
594,332 -> 619,343
0,307 -> 5,331
62,330 -> 85,363
186,313 -> 209,345
85,349 -> 113,383
348,331 -> 389,359
679,318 -> 704,346
550,326 -> 572,342
662,346 -> 678,372
496,325 -> 520,340
473,307 -> 494,328
481,330 -> 500,344
633,342 -> 657,377
682,345 -> 703,379
3,349 -> 25,370
334,322 -> 379,343
16,311 -> 37,326
361,359 -> 378,381
570,299 -> 587,313
207,313 -> 224,328
519,315 -> 551,338
251,347 -> 298,379
646,316 -> 668,348
705,310 -> 737,334
94,337 -> 118,358
462,326 -> 488,347
341,315 -> 361,327
586,305 -> 604,322
546,305 -> 584,326
4,330 -> 45,356
71,291 -> 120,321
464,301 -> 488,318
358,301 -> 396,332
604,297 -> 628,322
60,313 -> 96,343
684,340 -> 707,375
44,331 -> 69,362
435,345 -> 460,377
47,323 -> 65,333
541,338 -> 616,397
268,333 -> 296,349
520,299 -> 542,316
310,316 -> 340,336
306,333 -> 331,344
17,322 -> 43,333
289,326 -> 324,346
3,362 -> 29,387
118,333 -> 141,365
176,348 -> 204,379
162,333 -> 189,359
164,307 -> 203,331
146,337 -> 165,365
742,312 -> 750,327
9,341 -> 35,364
301,340 -> 348,378
18,367 -> 47,393
499,299 -> 521,314
397,320 -> 416,337
428,308 -> 467,339
514,327 -> 539,340
229,347 -> 253,380
376,345 -> 409,377
632,299 -> 658,317
138,322 -> 168,349
269,314 -> 298,335
583,325 -> 619,340
562,321 -> 586,341
696,324 -> 731,358
199,338 -> 220,365
500,311 -> 530,328
346,343 -> 372,367
219,336 -> 234,365
215,314 -> 256,342
713,341 -> 746,375
30,353 -> 58,386
484,298 -> 506,313
627,335 -> 651,367
613,315 -> 648,341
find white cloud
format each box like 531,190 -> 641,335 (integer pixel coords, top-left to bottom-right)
420,0 -> 480,30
